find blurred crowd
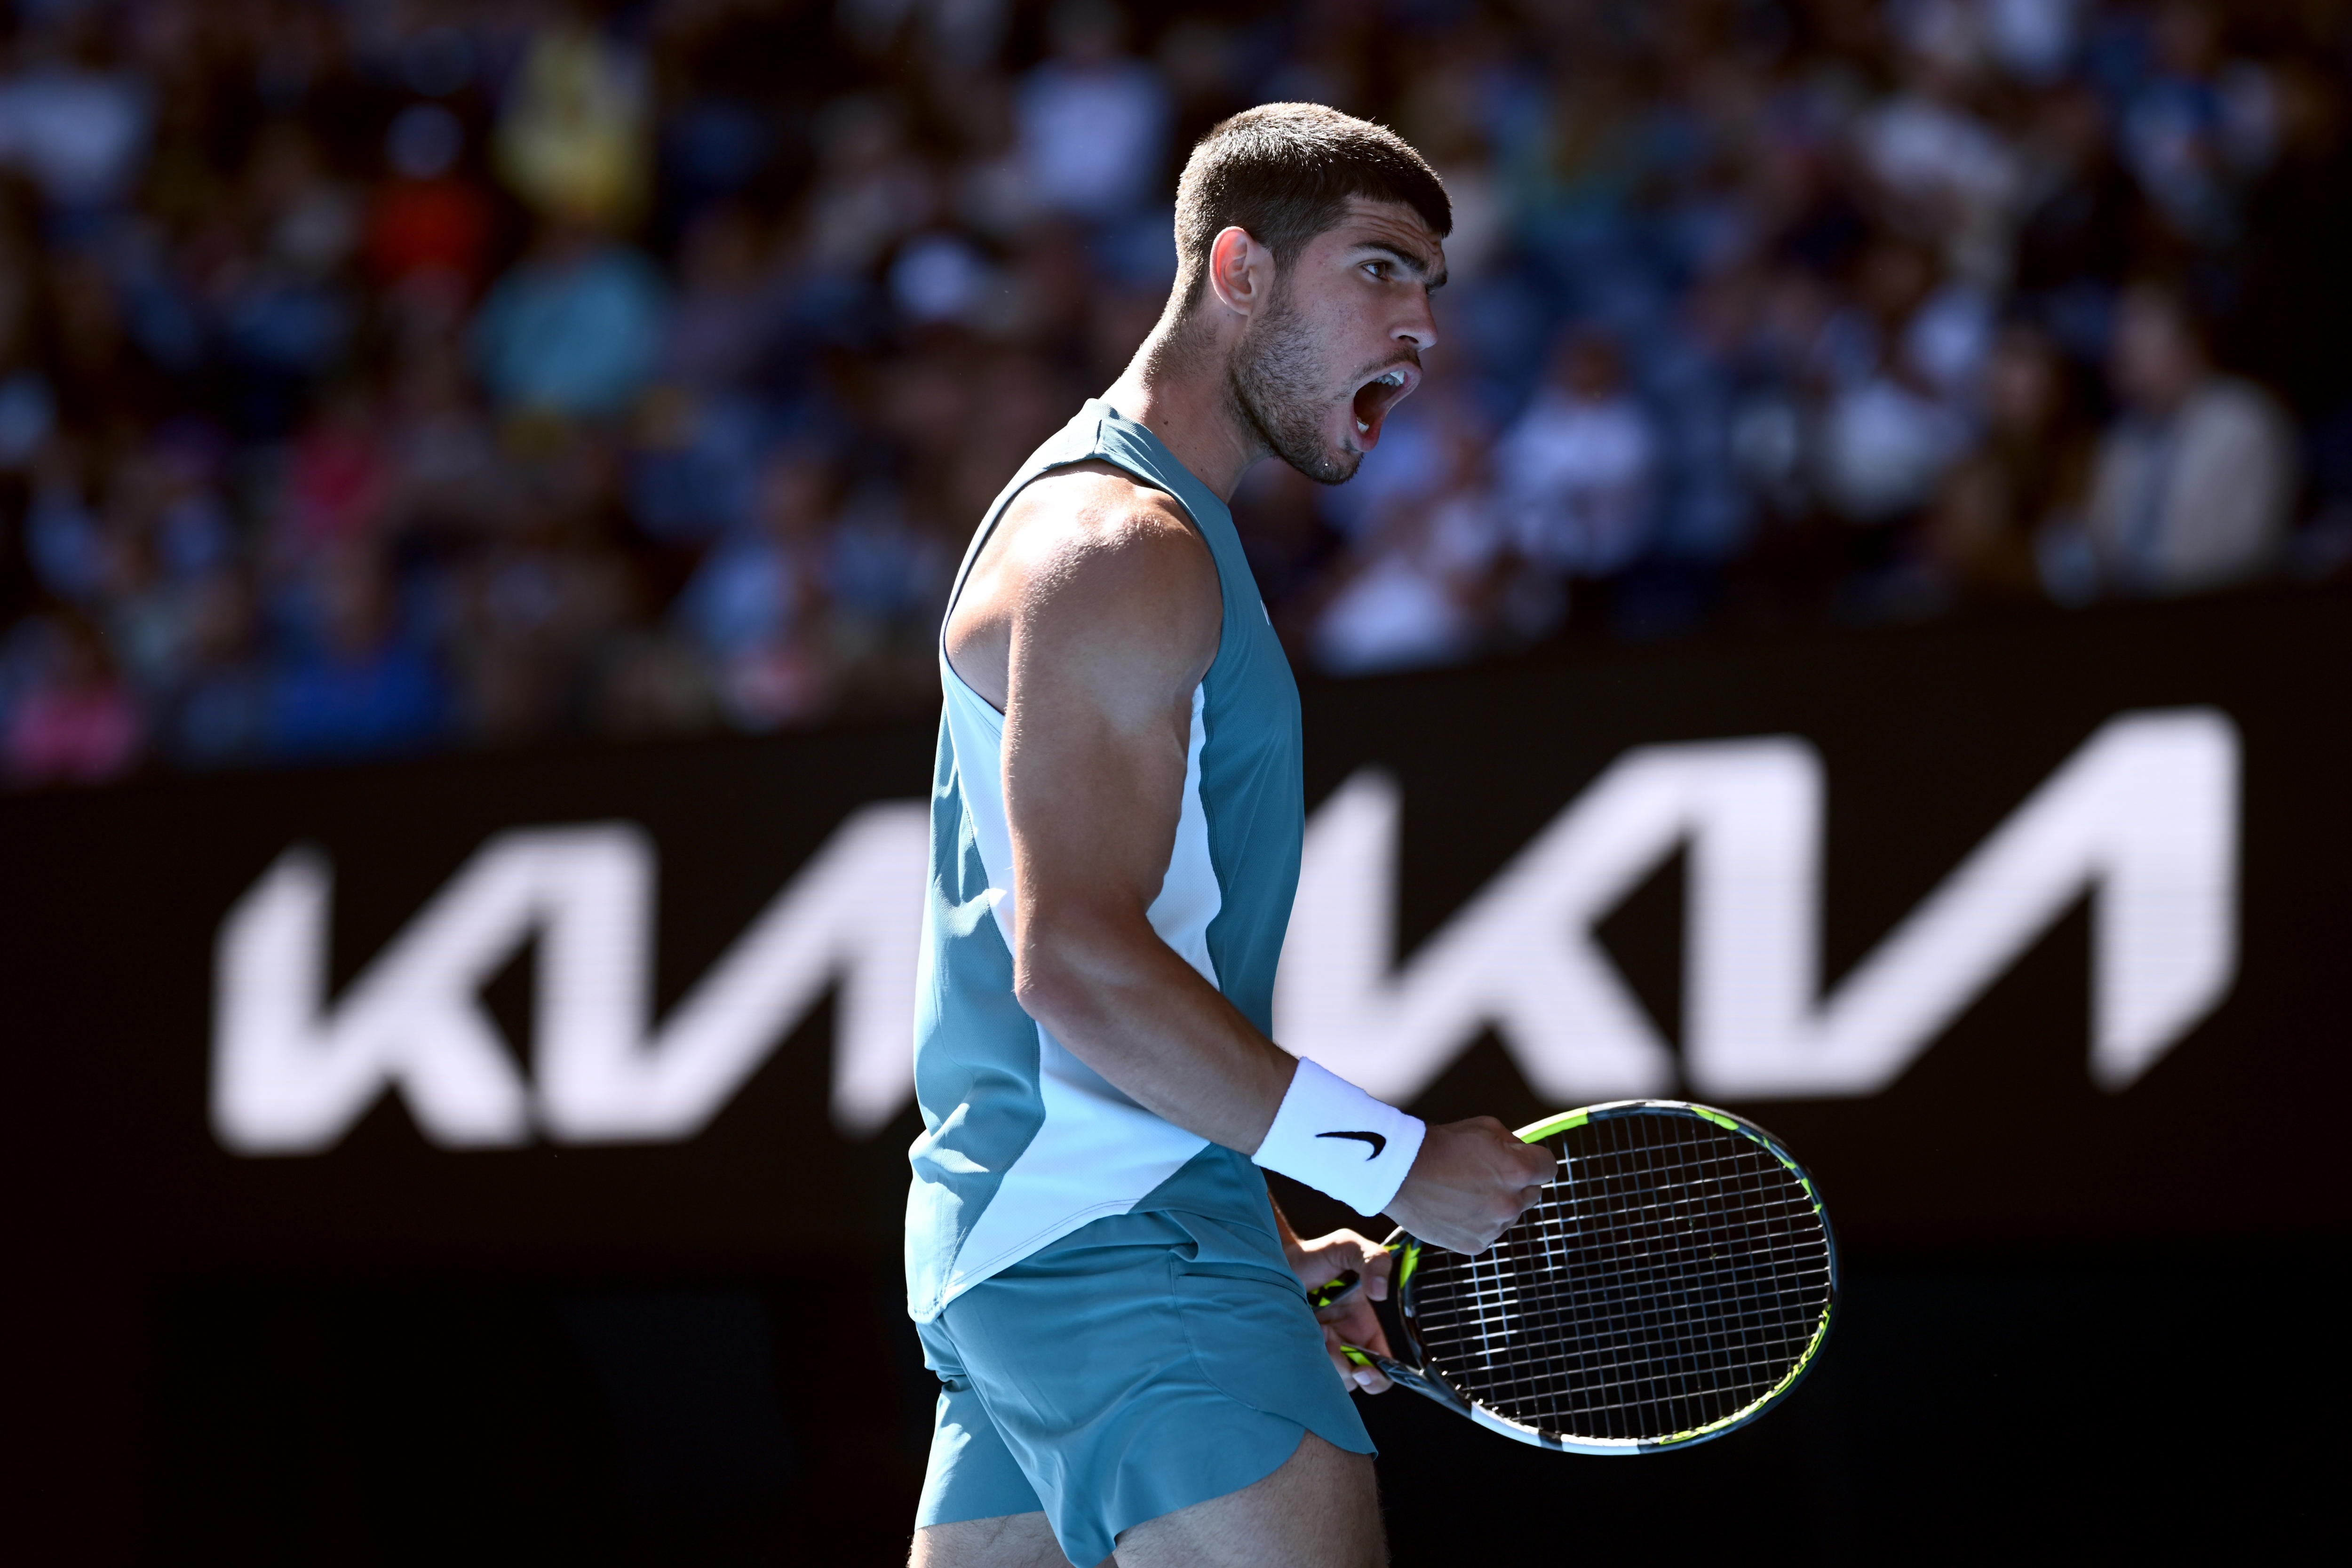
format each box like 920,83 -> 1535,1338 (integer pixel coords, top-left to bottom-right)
3,0 -> 2349,789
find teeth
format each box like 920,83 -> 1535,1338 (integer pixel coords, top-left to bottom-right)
1377,370 -> 1406,387
1356,420 -> 1370,433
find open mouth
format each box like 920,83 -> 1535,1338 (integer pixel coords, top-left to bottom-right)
1350,364 -> 1419,451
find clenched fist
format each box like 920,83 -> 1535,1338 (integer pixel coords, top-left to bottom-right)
1386,1117 -> 1555,1254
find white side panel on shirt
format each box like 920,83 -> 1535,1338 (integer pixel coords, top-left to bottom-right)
935,660 -> 1221,1303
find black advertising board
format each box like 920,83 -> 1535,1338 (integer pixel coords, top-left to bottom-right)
7,587 -> 2349,1557
12,588 -> 2347,1270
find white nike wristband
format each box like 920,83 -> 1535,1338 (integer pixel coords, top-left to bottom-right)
1251,1058 -> 1426,1219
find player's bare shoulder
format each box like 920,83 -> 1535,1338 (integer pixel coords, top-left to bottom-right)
947,461 -> 1221,711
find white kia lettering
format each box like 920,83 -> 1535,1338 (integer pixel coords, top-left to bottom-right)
1274,708 -> 2238,1103
212,709 -> 2236,1154
212,806 -> 929,1154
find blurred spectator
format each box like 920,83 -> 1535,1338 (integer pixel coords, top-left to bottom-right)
472,222 -> 667,420
800,94 -> 936,278
661,203 -> 781,394
1017,1 -> 1171,223
1493,333 -> 1658,579
444,509 -> 639,749
1985,0 -> 2088,85
0,21 -> 151,210
1859,14 -> 2026,281
2012,83 -> 2139,359
1813,239 -> 1974,525
493,19 -> 652,229
163,567 -> 270,770
1311,495 -> 1500,676
1313,408 -> 1502,674
385,336 -> 514,535
368,103 -> 499,313
1928,320 -> 2094,600
280,387 -> 391,552
267,546 -> 448,761
675,447 -> 835,730
4,610 -> 141,785
2116,1 -> 2273,246
2075,282 -> 2296,597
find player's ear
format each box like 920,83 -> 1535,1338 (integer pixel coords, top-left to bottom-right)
1205,225 -> 1273,320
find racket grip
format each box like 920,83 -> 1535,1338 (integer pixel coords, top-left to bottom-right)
1308,1236 -> 1409,1311
1308,1269 -> 1362,1311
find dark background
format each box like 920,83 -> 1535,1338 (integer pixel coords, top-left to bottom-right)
8,587 -> 2346,1562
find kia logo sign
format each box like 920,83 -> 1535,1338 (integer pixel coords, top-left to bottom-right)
1278,708 -> 2237,1105
212,805 -> 931,1154
211,708 -> 2238,1156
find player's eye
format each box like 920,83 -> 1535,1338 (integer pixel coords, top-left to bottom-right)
1362,261 -> 1388,280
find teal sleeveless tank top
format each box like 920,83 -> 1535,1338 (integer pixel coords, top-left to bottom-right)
905,399 -> 1305,1322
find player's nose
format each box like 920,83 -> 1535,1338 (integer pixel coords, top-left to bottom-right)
1394,298 -> 1438,354
1392,303 -> 1430,355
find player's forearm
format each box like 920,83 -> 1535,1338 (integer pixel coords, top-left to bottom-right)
1014,904 -> 1295,1154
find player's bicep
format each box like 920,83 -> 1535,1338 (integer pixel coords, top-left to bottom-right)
1003,661 -> 1192,923
998,511 -> 1218,940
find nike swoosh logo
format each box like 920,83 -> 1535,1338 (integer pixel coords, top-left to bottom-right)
1317,1130 -> 1388,1159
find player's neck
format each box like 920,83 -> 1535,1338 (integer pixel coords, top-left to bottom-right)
1100,326 -> 1263,503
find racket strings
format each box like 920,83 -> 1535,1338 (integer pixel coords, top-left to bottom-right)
1407,1110 -> 1831,1444
1427,1122 -> 1821,1434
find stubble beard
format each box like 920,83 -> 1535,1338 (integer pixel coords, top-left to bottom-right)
1226,286 -> 1360,486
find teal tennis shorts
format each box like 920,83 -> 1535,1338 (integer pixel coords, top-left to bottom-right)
914,1207 -> 1376,1566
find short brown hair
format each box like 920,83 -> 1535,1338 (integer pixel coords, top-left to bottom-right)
1171,103 -> 1450,307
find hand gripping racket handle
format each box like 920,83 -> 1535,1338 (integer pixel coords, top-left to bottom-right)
1309,1256 -> 1392,1365
1306,1233 -> 1409,1311
1306,1241 -> 1473,1417
1308,1267 -> 1386,1368
1308,1238 -> 1476,1420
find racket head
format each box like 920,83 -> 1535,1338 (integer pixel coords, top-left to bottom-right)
1391,1100 -> 1837,1455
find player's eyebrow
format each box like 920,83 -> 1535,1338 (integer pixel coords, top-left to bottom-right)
1355,239 -> 1448,291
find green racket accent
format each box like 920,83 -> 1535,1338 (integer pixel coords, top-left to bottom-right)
1307,1269 -> 1362,1312
1514,1109 -> 1591,1140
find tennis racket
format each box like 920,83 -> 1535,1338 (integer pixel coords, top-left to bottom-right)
1310,1100 -> 1836,1454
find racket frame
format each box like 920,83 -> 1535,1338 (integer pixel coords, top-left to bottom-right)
1338,1099 -> 1838,1456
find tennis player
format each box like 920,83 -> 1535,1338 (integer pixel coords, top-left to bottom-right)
906,103 -> 1555,1568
